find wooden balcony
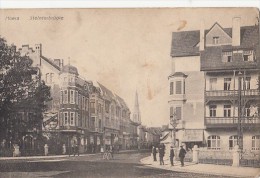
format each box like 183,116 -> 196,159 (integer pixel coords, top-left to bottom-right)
205,117 -> 260,128
205,89 -> 260,101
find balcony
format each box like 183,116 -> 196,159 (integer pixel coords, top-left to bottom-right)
205,89 -> 260,101
205,117 -> 260,128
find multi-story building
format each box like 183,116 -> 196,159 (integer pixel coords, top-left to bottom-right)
170,17 -> 260,152
169,24 -> 205,150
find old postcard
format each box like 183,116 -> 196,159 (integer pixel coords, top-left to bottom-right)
0,8 -> 259,178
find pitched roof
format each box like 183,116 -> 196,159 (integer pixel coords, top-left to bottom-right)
171,25 -> 259,57
97,82 -> 115,101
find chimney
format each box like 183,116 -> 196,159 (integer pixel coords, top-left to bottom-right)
54,59 -> 61,67
200,21 -> 205,51
232,17 -> 241,46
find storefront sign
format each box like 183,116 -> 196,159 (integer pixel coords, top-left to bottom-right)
182,129 -> 203,142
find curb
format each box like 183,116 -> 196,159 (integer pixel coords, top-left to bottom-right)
140,157 -> 258,178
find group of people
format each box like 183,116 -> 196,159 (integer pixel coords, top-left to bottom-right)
152,144 -> 187,167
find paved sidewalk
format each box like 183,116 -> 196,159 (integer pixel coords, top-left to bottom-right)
140,156 -> 260,178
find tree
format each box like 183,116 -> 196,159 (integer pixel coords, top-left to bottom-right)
0,37 -> 52,146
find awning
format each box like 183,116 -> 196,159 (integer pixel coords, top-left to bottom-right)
182,129 -> 204,142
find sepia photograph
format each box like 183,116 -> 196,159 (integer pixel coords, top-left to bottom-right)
0,7 -> 259,178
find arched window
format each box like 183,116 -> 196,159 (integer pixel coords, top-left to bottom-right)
207,135 -> 220,150
229,135 -> 239,150
252,135 -> 260,150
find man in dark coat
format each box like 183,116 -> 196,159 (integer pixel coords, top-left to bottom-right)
159,146 -> 165,165
179,146 -> 186,167
169,146 -> 174,166
152,146 -> 157,161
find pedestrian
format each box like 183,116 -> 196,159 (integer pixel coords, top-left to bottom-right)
152,146 -> 157,161
179,146 -> 186,167
169,146 -> 174,166
110,145 -> 114,159
158,146 -> 165,165
74,142 -> 79,156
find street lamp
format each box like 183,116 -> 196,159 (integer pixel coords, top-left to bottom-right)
170,109 -> 178,147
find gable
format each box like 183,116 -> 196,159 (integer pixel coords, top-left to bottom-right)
206,23 -> 232,46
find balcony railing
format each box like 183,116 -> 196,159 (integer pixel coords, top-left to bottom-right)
205,117 -> 260,128
206,89 -> 260,97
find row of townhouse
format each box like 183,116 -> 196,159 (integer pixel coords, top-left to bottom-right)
16,44 -> 141,155
168,17 -> 260,152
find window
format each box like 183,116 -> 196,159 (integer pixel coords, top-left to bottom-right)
78,94 -> 81,108
176,107 -> 182,120
70,90 -> 75,104
222,52 -> 232,62
252,135 -> 260,150
64,112 -> 68,125
90,117 -> 95,128
243,50 -> 254,62
28,113 -> 33,123
244,106 -> 251,117
70,112 -> 75,126
75,91 -> 78,105
209,105 -> 217,117
50,73 -> 54,83
82,96 -> 85,109
207,135 -> 220,150
244,77 -> 251,90
213,36 -> 219,45
175,81 -> 182,94
170,82 -> 174,95
85,99 -> 88,111
105,102 -> 109,113
170,107 -> 173,117
209,78 -> 217,90
60,91 -> 63,104
224,78 -> 231,90
229,136 -> 239,150
90,102 -> 95,114
64,90 -> 68,104
46,73 -> 50,83
98,103 -> 102,113
224,105 -> 231,117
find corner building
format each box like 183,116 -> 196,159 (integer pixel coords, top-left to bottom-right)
170,17 -> 260,152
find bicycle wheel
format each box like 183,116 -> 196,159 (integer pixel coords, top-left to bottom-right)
107,153 -> 112,160
103,153 -> 107,159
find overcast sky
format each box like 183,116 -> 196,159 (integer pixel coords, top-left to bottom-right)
0,8 -> 258,127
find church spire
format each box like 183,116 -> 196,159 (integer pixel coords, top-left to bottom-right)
133,90 -> 141,124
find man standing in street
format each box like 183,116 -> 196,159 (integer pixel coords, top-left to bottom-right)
169,146 -> 174,166
179,146 -> 186,167
152,146 -> 157,161
159,146 -> 165,165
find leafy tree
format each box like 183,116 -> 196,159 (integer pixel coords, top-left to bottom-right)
0,37 -> 52,146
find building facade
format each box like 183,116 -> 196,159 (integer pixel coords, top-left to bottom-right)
18,44 -> 135,155
170,17 -> 260,152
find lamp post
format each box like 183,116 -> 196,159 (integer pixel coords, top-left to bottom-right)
237,71 -> 244,151
170,109 -> 178,147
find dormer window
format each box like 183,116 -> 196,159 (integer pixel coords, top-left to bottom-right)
213,36 -> 219,45
222,51 -> 233,62
243,50 -> 254,62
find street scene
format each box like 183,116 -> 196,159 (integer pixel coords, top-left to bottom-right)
0,8 -> 260,178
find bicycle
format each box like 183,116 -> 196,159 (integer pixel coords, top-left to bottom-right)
103,151 -> 112,160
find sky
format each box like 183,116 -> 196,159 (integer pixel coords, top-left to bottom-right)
0,8 -> 259,127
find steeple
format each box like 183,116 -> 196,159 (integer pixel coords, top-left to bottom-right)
132,90 -> 141,124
